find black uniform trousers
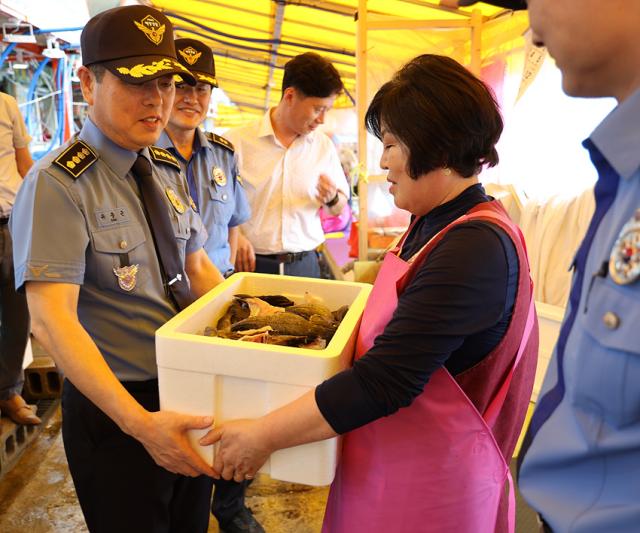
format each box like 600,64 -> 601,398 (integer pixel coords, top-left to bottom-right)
62,379 -> 213,533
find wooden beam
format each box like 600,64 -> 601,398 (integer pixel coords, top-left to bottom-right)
366,15 -> 472,30
264,1 -> 286,112
469,8 -> 482,76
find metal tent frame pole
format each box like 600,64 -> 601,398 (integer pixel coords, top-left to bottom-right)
355,2 -> 484,261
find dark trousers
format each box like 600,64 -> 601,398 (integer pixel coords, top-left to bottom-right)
254,250 -> 321,278
61,379 -> 213,533
211,477 -> 251,524
0,223 -> 29,400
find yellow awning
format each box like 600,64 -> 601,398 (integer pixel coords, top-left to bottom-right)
151,1 -> 528,128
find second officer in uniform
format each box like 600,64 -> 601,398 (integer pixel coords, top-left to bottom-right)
158,38 -> 251,279
157,38 -> 260,533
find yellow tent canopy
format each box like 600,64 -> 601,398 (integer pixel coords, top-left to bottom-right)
150,1 -> 528,128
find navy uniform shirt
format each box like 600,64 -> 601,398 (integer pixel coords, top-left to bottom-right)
519,88 -> 640,532
10,119 -> 207,381
157,129 -> 250,275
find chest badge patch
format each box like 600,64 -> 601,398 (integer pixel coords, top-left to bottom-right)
113,264 -> 139,292
212,166 -> 227,187
165,187 -> 186,214
609,208 -> 640,285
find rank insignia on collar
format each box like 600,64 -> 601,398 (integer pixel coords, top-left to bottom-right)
206,132 -> 234,153
53,140 -> 98,179
212,166 -> 227,187
165,187 -> 186,214
113,264 -> 139,292
179,47 -> 201,66
609,208 -> 640,285
134,15 -> 165,45
188,195 -> 198,212
149,146 -> 181,171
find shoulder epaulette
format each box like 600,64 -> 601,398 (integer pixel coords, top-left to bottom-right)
53,140 -> 98,179
149,146 -> 181,171
206,132 -> 234,153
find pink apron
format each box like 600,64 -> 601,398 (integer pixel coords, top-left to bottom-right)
322,201 -> 536,533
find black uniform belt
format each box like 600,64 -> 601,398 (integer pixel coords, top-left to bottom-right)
256,250 -> 314,264
0,216 -> 9,226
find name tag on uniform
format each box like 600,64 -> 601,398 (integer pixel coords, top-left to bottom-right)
96,207 -> 130,227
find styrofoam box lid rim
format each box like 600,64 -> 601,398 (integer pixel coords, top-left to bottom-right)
156,272 -> 372,359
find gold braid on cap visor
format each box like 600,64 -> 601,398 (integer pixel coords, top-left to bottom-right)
197,73 -> 217,85
116,58 -> 189,79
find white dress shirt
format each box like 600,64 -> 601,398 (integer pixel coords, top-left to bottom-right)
226,109 -> 348,254
0,93 -> 31,217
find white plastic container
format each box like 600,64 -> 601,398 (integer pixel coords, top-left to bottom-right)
156,273 -> 372,486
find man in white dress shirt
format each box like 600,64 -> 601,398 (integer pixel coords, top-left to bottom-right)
227,52 -> 349,277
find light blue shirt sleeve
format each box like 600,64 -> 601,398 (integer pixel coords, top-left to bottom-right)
10,166 -> 89,290
228,160 -> 251,227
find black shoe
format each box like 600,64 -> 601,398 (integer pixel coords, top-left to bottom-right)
219,506 -> 265,533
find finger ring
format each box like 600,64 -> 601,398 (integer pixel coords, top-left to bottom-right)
245,474 -> 254,480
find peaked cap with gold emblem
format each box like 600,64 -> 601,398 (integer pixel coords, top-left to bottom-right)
81,5 -> 196,86
174,38 -> 218,87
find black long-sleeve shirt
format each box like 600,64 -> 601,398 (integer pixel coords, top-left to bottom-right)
315,184 -> 519,434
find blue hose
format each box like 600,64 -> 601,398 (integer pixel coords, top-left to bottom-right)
25,57 -> 51,132
42,58 -> 65,158
31,58 -> 65,160
0,43 -> 17,69
34,27 -> 83,34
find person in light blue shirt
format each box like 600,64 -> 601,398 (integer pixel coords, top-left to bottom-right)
159,38 -> 259,533
481,1 -> 640,532
159,38 -> 250,279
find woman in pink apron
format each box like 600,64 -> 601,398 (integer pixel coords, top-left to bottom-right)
201,54 -> 538,533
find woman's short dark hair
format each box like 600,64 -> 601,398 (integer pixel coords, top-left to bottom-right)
365,54 -> 503,179
282,52 -> 344,98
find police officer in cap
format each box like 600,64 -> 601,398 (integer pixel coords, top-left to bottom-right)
158,39 -> 251,280
156,37 -> 259,533
10,5 -> 224,532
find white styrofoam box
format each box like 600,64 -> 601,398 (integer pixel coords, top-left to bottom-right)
23,336 -> 33,369
532,301 -> 565,401
156,272 -> 372,486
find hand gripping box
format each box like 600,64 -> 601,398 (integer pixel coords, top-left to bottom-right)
156,273 -> 372,486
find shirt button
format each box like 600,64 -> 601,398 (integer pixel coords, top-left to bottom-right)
222,193 -> 228,201
119,240 -> 128,250
602,311 -> 620,330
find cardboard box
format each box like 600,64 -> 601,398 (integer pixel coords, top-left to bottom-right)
156,273 -> 371,486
